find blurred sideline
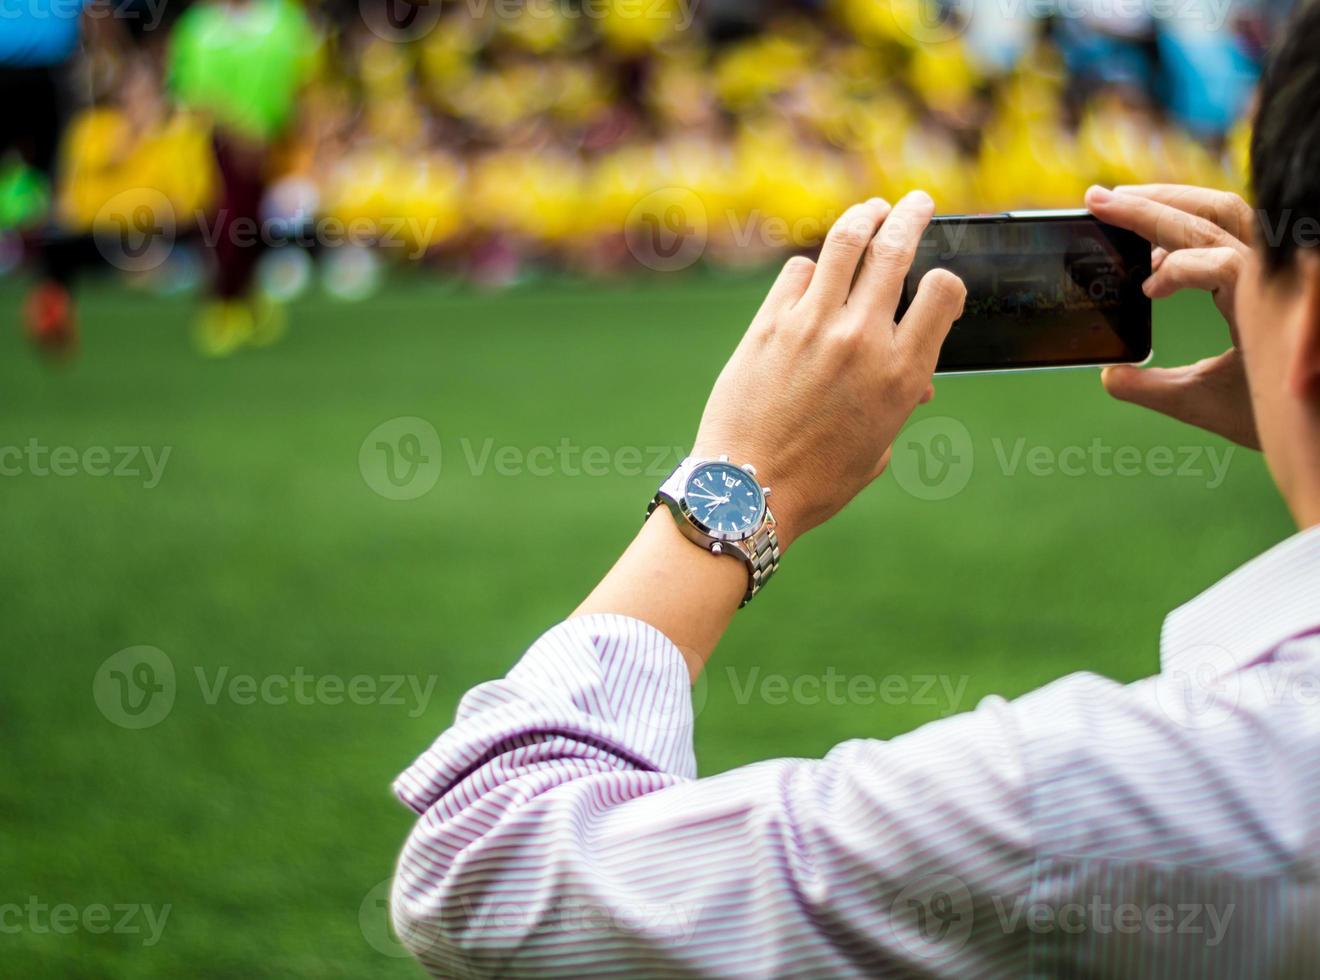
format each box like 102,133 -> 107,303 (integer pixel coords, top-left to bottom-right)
0,0 -> 1276,351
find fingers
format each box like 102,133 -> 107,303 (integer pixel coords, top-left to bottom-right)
1142,246 -> 1240,298
848,190 -> 936,322
1086,185 -> 1238,254
1101,363 -> 1198,417
897,267 -> 965,371
799,198 -> 891,312
759,255 -> 817,313
1112,184 -> 1255,244
1100,349 -> 1260,449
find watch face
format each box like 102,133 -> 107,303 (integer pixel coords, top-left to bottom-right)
683,462 -> 765,539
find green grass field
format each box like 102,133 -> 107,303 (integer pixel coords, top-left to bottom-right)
0,273 -> 1295,977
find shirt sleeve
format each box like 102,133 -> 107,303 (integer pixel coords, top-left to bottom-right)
391,613 -> 1320,978
390,615 -> 1039,978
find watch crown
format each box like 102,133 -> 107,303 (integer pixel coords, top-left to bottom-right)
710,542 -> 724,555
718,454 -> 730,462
741,462 -> 757,476
763,486 -> 772,496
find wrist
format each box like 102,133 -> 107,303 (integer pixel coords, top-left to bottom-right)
572,508 -> 745,680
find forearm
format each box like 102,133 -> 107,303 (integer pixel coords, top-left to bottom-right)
571,508 -> 749,681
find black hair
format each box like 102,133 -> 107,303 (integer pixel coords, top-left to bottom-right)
1251,0 -> 1320,272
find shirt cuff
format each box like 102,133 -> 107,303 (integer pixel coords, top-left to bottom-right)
393,613 -> 698,815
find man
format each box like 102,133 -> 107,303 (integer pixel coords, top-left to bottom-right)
168,0 -> 315,355
0,0 -> 88,353
390,2 -> 1320,975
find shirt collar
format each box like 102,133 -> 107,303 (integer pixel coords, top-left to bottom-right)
1161,523 -> 1320,678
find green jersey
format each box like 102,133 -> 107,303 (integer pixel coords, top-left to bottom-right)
170,0 -> 316,141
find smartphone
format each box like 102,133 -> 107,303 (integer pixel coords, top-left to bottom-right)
895,209 -> 1152,374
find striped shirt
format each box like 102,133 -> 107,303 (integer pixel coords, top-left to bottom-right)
392,525 -> 1320,978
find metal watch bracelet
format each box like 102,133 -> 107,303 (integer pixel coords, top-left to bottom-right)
735,513 -> 780,607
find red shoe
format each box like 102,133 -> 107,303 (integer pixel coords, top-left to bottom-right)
23,282 -> 78,357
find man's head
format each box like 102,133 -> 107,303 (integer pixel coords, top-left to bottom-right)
1242,0 -> 1320,522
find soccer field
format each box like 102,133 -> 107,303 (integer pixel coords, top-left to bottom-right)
0,274 -> 1294,977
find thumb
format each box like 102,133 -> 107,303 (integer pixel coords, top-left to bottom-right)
1102,353 -> 1260,449
1100,364 -> 1196,417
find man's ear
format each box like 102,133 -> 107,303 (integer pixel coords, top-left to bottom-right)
1288,250 -> 1320,403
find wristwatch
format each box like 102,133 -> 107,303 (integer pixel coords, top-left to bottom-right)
648,455 -> 780,607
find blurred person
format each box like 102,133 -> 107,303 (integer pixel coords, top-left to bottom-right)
0,0 -> 89,354
58,59 -> 215,265
390,4 -> 1320,978
168,0 -> 316,355
1158,10 -> 1260,138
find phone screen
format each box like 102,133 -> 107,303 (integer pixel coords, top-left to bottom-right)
897,212 -> 1152,373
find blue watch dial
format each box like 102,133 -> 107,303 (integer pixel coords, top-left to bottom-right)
684,462 -> 765,537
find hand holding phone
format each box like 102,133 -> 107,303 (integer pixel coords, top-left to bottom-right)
1085,184 -> 1261,449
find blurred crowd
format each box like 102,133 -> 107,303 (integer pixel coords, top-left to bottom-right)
0,0 -> 1281,351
